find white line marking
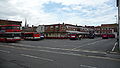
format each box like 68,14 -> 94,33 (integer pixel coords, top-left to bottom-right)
20,54 -> 54,62
10,43 -> 35,47
0,44 -> 119,61
13,44 -> 106,54
80,64 -> 97,68
63,45 -> 69,46
28,49 -> 120,62
72,40 -> 108,50
0,50 -> 10,53
112,42 -> 118,51
0,44 -> 107,54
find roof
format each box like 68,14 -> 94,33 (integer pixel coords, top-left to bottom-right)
101,24 -> 118,27
45,23 -> 76,26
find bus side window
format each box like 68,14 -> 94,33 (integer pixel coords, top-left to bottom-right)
0,34 -> 3,37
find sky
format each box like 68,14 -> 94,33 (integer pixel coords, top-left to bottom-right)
0,0 -> 118,26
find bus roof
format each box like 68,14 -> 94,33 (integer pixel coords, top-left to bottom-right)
0,25 -> 21,27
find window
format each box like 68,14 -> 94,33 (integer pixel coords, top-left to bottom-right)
1,27 -> 6,30
55,26 -> 59,30
50,26 -> 54,29
13,26 -> 20,29
45,27 -> 48,30
4,34 -> 13,38
24,34 -> 33,37
41,27 -> 43,30
1,26 -> 20,30
14,33 -> 21,37
106,28 -> 107,30
0,34 -> 3,37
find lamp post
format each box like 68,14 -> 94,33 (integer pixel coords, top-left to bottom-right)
117,0 -> 120,50
115,15 -> 119,51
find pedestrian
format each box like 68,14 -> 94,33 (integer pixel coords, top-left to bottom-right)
78,35 -> 82,40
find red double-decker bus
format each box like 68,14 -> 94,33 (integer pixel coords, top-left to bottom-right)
0,25 -> 22,42
22,32 -> 41,40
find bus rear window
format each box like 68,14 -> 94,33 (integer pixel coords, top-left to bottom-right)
14,34 -> 21,37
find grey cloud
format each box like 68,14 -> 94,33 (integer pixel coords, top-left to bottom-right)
0,0 -> 19,18
0,0 -> 31,20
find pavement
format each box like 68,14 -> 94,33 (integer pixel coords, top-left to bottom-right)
0,38 -> 120,68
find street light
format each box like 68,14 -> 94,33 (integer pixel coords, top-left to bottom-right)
114,15 -> 119,51
115,15 -> 117,23
116,0 -> 120,50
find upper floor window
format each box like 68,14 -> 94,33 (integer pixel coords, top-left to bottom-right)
50,26 -> 53,28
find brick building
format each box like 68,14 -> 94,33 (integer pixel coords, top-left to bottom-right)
94,23 -> 118,37
44,23 -> 71,38
94,26 -> 101,36
37,23 -> 92,39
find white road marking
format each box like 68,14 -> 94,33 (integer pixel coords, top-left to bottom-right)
72,40 -> 108,50
0,44 -> 107,54
63,45 -> 70,46
8,43 -> 107,54
0,40 -> 119,62
0,50 -> 10,53
32,49 -> 120,61
0,45 -> 120,61
10,43 -> 35,47
112,42 -> 118,51
80,64 -> 97,68
20,54 -> 54,62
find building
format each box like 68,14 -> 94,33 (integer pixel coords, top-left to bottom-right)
101,24 -> 117,34
84,26 -> 95,33
94,26 -> 101,37
22,25 -> 37,32
44,23 -> 68,39
36,23 -> 92,39
94,23 -> 118,37
101,24 -> 118,38
0,19 -> 22,25
36,25 -> 45,33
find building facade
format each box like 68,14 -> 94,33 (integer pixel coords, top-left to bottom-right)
36,23 -> 93,39
36,25 -> 45,33
22,25 -> 37,32
94,24 -> 118,37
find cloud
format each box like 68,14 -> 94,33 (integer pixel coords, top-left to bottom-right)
0,0 -> 117,26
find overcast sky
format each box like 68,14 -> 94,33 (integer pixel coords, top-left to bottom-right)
0,0 -> 118,26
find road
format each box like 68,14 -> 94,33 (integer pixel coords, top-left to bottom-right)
0,38 -> 120,68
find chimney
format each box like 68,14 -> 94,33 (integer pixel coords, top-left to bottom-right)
63,22 -> 64,25
76,24 -> 77,26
